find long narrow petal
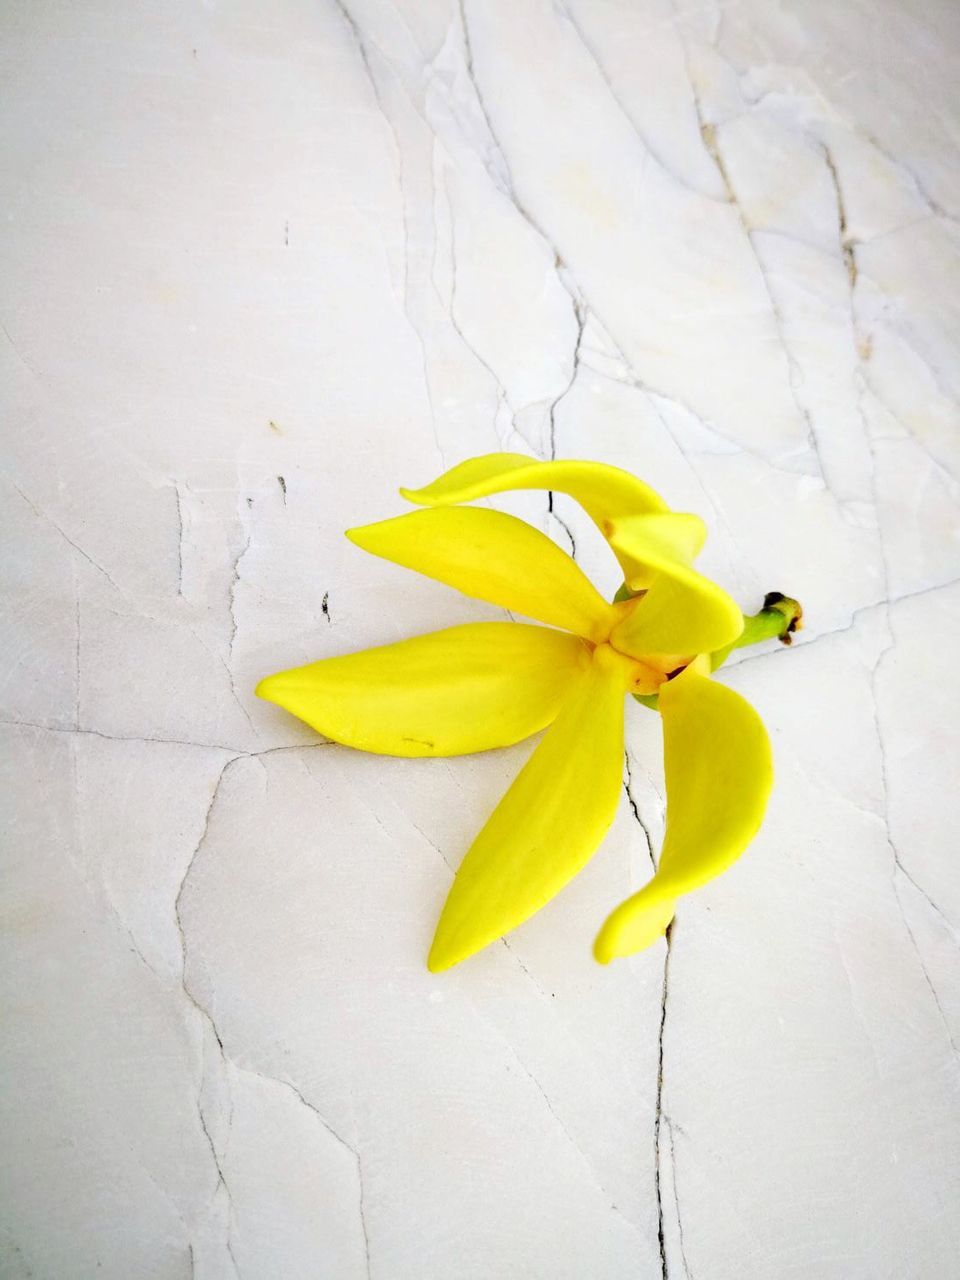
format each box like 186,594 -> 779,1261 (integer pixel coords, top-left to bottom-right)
256,623 -> 591,757
594,665 -> 773,961
347,506 -> 617,641
400,453 -> 670,579
428,644 -> 627,971
608,514 -> 743,656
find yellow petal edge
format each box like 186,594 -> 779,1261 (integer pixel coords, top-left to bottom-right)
400,453 -> 674,580
256,623 -> 591,757
347,506 -> 617,642
594,664 -> 773,962
429,644 -> 627,971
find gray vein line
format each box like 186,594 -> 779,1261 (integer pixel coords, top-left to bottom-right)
11,480 -> 122,592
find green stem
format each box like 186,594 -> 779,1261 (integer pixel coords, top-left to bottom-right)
709,592 -> 803,671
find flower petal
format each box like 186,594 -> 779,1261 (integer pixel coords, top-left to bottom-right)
607,515 -> 743,657
605,512 -> 707,588
594,665 -> 773,962
256,623 -> 591,757
611,562 -> 744,657
347,506 -> 617,641
400,453 -> 670,579
428,644 -> 627,971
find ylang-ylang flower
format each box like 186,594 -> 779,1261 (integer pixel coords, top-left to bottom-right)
257,454 -> 801,971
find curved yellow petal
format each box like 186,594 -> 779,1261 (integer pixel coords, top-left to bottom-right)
400,453 -> 670,580
611,562 -> 744,657
594,665 -> 773,961
347,506 -> 617,641
256,623 -> 591,757
594,887 -> 676,963
607,514 -> 743,657
606,512 -> 708,588
428,644 -> 627,971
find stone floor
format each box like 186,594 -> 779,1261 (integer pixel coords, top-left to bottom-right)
2,1 -> 959,1276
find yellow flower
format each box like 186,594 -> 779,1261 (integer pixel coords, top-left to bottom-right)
256,454 -> 783,972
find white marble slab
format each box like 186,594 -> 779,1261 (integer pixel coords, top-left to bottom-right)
2,1 -> 959,1277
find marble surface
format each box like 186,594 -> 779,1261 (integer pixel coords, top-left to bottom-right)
3,1 -> 959,1276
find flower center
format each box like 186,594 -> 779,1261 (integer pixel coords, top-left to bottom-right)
592,640 -> 692,695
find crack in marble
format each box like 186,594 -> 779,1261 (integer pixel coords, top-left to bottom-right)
332,0 -> 433,476
584,324 -> 816,488
547,289 -> 586,466
823,143 -> 960,496
502,1034 -> 645,1242
729,577 -> 960,672
227,531 -> 251,664
663,1113 -> 692,1280
63,732 -> 178,988
412,809 -> 642,1235
332,0 -> 392,140
545,286 -> 586,550
407,815 -> 454,872
342,0 -> 444,467
860,367 -> 960,1064
623,749 -> 657,875
500,937 -> 553,1002
11,480 -> 122,593
456,0 -> 513,197
861,129 -> 960,229
580,337 -> 751,574
896,331 -> 960,413
547,505 -> 578,558
555,0 -> 721,204
822,145 -> 858,290
691,108 -> 825,487
0,318 -> 45,381
455,0 -> 600,418
174,753 -> 371,1275
622,746 -> 673,1277
442,167 -> 518,446
456,0 -> 785,513
0,716 -> 252,754
871,639 -> 960,1059
46,737 -> 213,1260
412,163 -> 446,467
232,1067 -> 371,1280
831,916 -> 886,1082
173,755 -> 244,1270
894,863 -> 960,946
173,481 -> 185,598
13,477 -> 262,744
866,382 -> 960,490
654,921 -> 674,1280
823,136 -> 959,529
74,587 -> 82,731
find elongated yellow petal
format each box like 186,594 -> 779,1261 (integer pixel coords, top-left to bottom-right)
400,453 -> 670,580
594,666 -> 773,961
611,562 -> 744,657
428,644 -> 627,971
256,623 -> 591,757
347,506 -> 617,641
607,514 -> 743,657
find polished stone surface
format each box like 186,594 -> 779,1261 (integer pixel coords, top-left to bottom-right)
2,1 -> 959,1276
